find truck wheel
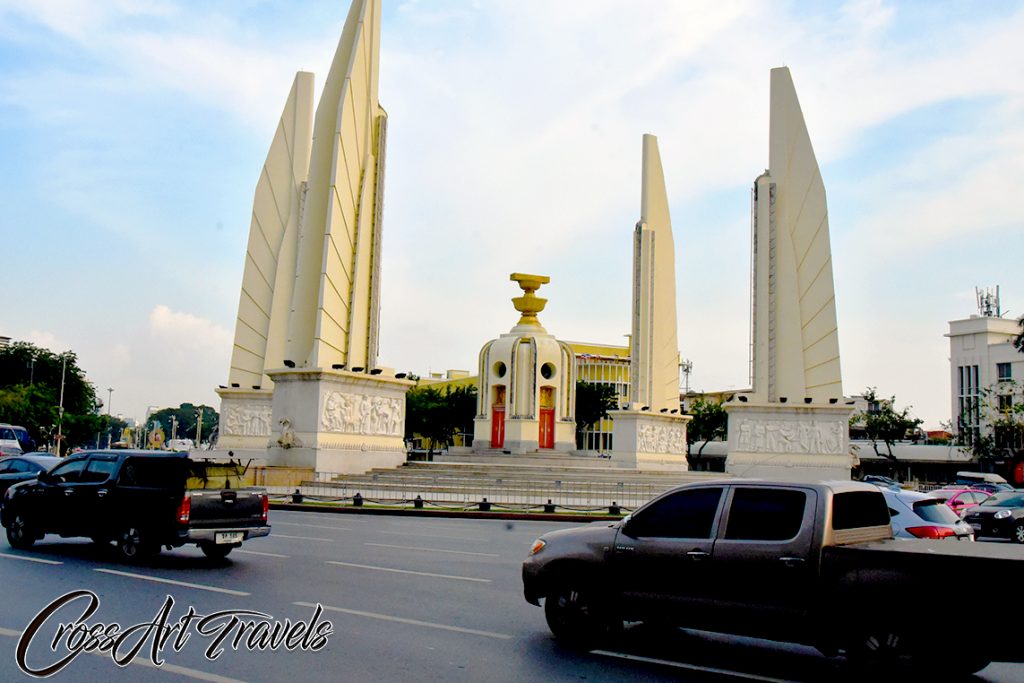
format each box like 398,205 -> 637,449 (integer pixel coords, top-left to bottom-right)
544,581 -> 619,649
5,513 -> 36,550
1013,523 -> 1024,544
115,526 -> 158,562
846,627 -> 910,671
200,542 -> 234,560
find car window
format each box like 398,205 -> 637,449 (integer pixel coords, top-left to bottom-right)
9,459 -> 33,474
0,460 -> 12,474
627,487 -> 723,539
725,488 -> 807,541
0,428 -> 16,440
80,458 -> 118,483
986,493 -> 1024,507
48,459 -> 87,483
912,499 -> 961,524
833,491 -> 890,530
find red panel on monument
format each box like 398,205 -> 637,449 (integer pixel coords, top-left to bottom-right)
491,407 -> 505,448
539,409 -> 554,449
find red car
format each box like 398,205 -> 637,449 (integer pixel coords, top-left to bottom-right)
929,488 -> 992,517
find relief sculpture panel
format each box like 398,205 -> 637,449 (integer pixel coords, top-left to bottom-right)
321,391 -> 403,436
735,418 -> 845,455
222,403 -> 273,437
637,423 -> 686,454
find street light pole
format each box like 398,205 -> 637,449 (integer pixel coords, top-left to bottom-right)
56,354 -> 67,456
195,407 -> 204,448
107,387 -> 114,416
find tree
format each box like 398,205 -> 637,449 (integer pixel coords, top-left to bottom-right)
147,403 -> 220,446
0,342 -> 101,453
1015,315 -> 1024,354
574,381 -> 618,448
975,380 -> 1024,466
850,387 -> 923,462
686,396 -> 728,456
404,384 -> 478,452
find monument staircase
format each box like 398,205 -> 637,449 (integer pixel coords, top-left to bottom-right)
297,450 -> 720,511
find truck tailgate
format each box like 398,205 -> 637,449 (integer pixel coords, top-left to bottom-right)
187,488 -> 266,528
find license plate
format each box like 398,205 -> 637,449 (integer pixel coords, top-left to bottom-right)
969,523 -> 981,531
216,532 -> 244,544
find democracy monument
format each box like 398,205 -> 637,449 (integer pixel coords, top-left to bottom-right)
215,0 -> 854,482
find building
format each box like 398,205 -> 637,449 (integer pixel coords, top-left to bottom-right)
947,291 -> 1024,460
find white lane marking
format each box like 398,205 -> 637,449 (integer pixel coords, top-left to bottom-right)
591,650 -> 795,683
325,560 -> 491,583
93,569 -> 250,596
235,549 -> 289,558
0,627 -> 246,683
375,530 -> 487,542
283,512 -> 369,523
294,602 -> 512,640
273,521 -> 352,531
365,543 -> 499,558
0,553 -> 63,565
272,533 -> 335,542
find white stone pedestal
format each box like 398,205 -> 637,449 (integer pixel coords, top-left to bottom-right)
725,402 -> 854,482
215,388 -> 274,462
256,368 -> 413,474
610,409 -> 691,471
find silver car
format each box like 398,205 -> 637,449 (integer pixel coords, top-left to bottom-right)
881,488 -> 974,540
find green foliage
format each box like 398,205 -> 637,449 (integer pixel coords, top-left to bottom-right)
850,387 -> 923,461
686,396 -> 728,455
1015,315 -> 1024,354
146,403 -> 219,445
574,381 -> 618,440
405,384 -> 478,451
977,379 -> 1024,459
0,342 -> 100,453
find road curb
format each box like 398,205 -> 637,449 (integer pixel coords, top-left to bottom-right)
270,502 -> 622,523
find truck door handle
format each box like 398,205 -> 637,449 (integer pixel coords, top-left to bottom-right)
64,489 -> 73,496
686,551 -> 709,561
97,489 -> 107,497
779,556 -> 805,568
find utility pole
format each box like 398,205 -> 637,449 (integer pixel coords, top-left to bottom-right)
195,407 -> 204,447
106,387 -> 114,415
56,354 -> 67,455
171,415 -> 178,442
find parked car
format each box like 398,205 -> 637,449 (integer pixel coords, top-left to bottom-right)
1,450 -> 270,560
0,455 -> 61,498
0,424 -> 34,454
522,480 -> 1023,674
881,488 -> 975,539
927,488 -> 992,517
963,481 -> 1014,494
963,491 -> 1024,543
861,475 -> 902,490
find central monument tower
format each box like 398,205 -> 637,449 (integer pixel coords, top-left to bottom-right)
217,0 -> 412,473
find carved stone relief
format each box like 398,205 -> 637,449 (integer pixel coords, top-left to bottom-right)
734,418 -> 845,455
222,403 -> 273,437
637,423 -> 686,454
321,391 -> 403,436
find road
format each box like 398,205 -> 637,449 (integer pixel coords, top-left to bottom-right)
0,511 -> 1022,682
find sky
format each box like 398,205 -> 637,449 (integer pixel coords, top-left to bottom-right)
1,0 -> 1022,430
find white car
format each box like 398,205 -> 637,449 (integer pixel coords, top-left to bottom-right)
880,488 -> 974,540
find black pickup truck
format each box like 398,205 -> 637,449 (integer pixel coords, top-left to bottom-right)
1,450 -> 270,560
522,479 -> 1024,674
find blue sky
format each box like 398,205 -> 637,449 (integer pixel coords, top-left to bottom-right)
1,0 -> 1022,429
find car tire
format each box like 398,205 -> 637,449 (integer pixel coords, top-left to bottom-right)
1013,523 -> 1024,544
5,512 -> 36,550
115,526 -> 158,562
200,542 -> 234,560
845,626 -> 911,672
543,580 -> 620,649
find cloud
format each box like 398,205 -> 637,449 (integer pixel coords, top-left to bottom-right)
147,305 -> 232,353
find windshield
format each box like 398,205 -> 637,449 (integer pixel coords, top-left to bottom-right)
911,499 -> 961,524
984,492 -> 1024,508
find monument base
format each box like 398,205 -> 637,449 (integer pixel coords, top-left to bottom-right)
222,368 -> 414,474
725,402 -> 854,482
610,409 -> 691,471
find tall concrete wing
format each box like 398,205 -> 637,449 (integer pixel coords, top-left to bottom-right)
751,67 -> 842,402
631,134 -> 681,412
227,72 -> 315,389
286,0 -> 387,371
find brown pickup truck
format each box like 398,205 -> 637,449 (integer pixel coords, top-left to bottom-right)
522,479 -> 1024,674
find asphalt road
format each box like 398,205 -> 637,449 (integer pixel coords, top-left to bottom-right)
1,511 -> 1022,683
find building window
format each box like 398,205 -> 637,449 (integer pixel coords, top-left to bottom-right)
957,364 -> 981,445
997,362 -> 1011,382
998,394 -> 1013,413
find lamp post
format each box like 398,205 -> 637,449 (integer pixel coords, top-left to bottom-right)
106,387 -> 114,416
55,353 -> 67,455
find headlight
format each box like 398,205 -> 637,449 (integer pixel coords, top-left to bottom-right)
994,510 -> 1012,520
528,539 -> 546,556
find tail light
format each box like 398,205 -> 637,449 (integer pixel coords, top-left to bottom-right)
261,494 -> 269,523
177,494 -> 191,524
906,525 -> 955,539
